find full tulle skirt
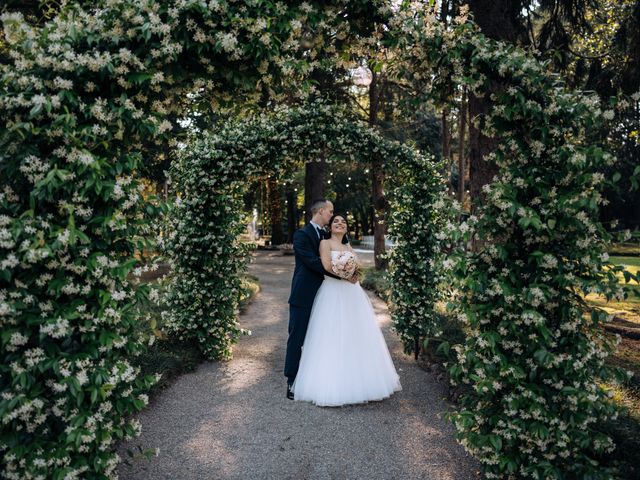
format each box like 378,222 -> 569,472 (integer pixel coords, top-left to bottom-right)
292,276 -> 402,407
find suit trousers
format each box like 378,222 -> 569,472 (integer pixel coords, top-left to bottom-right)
284,304 -> 313,384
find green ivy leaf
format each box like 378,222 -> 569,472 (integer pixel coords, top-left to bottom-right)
489,435 -> 502,451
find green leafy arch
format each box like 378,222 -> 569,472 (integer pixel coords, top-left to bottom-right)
392,13 -> 630,479
163,101 -> 450,360
0,1 -> 385,478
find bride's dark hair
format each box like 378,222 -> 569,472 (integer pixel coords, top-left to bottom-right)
328,213 -> 350,245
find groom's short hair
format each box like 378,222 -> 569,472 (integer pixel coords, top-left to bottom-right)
310,198 -> 329,215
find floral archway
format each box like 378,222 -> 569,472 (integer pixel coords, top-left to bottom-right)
0,2 -> 385,478
392,13 -> 631,479
162,101 -> 449,360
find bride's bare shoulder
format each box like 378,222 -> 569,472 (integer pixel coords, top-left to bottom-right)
320,239 -> 339,252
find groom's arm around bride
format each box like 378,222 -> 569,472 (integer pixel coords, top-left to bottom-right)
290,227 -> 341,282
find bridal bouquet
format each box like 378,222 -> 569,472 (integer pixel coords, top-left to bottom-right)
331,251 -> 360,280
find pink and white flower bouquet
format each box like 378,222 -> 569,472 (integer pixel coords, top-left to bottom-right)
331,251 -> 360,280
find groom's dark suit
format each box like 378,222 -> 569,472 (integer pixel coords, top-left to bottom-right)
284,223 -> 339,385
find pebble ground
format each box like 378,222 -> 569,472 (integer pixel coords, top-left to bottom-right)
117,251 -> 479,480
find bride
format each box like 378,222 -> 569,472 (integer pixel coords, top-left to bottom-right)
292,213 -> 402,406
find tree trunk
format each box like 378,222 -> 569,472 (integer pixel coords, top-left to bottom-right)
260,180 -> 269,241
368,68 -> 388,270
440,0 -> 449,23
371,159 -> 387,269
621,0 -> 640,95
442,108 -> 451,164
468,93 -> 500,208
267,177 -> 284,245
286,185 -> 296,243
467,0 -> 522,43
466,0 -> 521,209
457,91 -> 467,206
304,159 -> 325,223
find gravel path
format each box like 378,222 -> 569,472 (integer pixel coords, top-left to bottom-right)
117,251 -> 478,479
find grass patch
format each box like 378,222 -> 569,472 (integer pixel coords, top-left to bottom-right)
585,256 -> 640,325
421,306 -> 466,364
239,273 -> 260,312
136,338 -> 204,394
610,256 -> 640,270
585,291 -> 640,326
610,338 -> 640,380
609,256 -> 640,286
609,242 -> 640,257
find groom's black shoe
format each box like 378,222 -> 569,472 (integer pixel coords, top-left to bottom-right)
286,383 -> 294,400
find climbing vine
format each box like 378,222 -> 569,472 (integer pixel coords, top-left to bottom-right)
387,154 -> 452,356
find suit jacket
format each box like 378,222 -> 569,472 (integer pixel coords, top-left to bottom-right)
288,223 -> 338,308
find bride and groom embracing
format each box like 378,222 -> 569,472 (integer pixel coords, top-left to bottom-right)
283,199 -> 402,406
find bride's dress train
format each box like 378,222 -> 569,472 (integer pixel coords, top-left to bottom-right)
292,251 -> 402,406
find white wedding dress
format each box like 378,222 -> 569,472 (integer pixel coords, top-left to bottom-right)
292,251 -> 402,406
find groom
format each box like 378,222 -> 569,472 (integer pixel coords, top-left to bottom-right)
284,199 -> 349,400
